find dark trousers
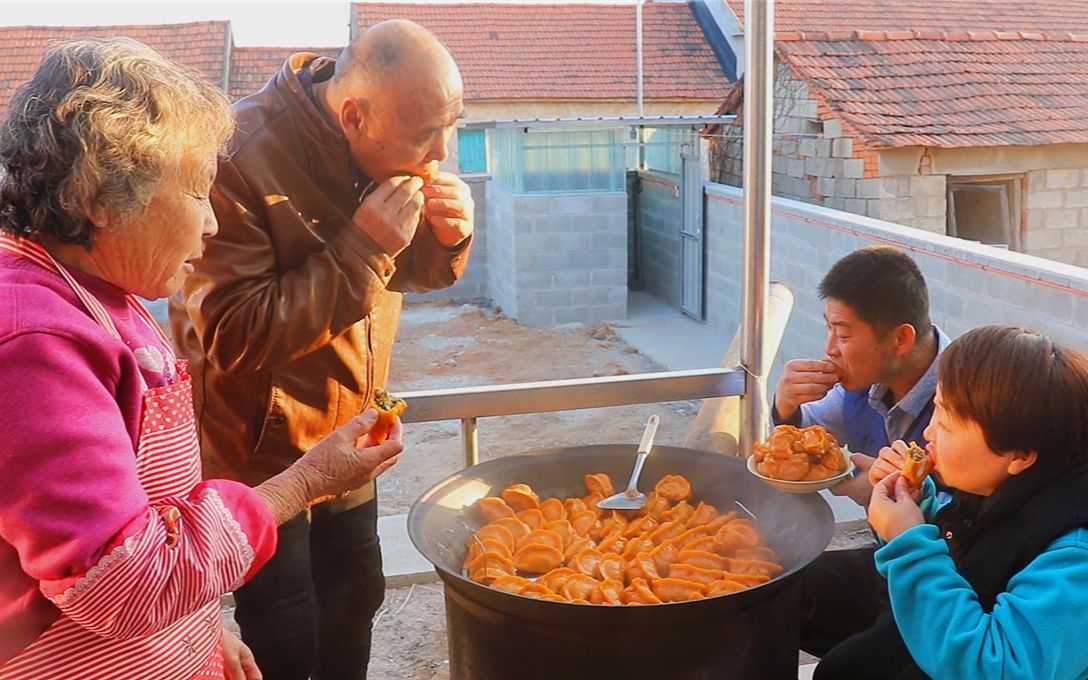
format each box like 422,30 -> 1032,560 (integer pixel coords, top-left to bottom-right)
234,496 -> 385,680
800,548 -> 929,680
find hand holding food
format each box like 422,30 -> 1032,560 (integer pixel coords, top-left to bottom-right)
752,425 -> 847,481
420,170 -> 474,248
256,409 -> 403,522
868,472 -> 924,542
370,388 -> 408,444
900,441 -> 934,487
352,175 -> 424,257
773,358 -> 840,421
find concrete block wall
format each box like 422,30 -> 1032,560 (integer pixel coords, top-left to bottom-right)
485,183 -> 628,326
704,182 -> 1088,387
1024,168 -> 1088,267
709,68 -> 881,217
635,171 -> 683,307
406,174 -> 490,303
485,181 -> 519,316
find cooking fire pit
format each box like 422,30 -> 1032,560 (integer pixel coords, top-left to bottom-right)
408,444 -> 834,680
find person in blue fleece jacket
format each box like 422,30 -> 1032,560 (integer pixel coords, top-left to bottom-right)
815,323 -> 1088,680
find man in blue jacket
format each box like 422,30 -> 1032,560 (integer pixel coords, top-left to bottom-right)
772,245 -> 949,506
770,246 -> 950,661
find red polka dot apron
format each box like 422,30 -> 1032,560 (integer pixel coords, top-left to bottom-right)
0,234 -> 225,679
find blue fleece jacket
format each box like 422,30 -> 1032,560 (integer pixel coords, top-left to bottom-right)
875,489 -> 1088,680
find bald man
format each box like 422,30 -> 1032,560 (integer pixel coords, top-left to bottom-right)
169,21 -> 473,680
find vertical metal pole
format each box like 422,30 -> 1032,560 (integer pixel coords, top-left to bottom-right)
636,0 -> 644,117
739,0 -> 774,458
462,417 -> 479,467
636,0 -> 646,169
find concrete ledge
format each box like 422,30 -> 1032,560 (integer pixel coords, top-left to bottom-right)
379,513 -> 440,587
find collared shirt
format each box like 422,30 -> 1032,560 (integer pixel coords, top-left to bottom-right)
788,325 -> 951,445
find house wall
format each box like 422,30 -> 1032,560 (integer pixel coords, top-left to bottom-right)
485,183 -> 628,326
634,171 -> 683,307
878,145 -> 1088,267
703,182 -> 1088,387
709,69 -> 1088,268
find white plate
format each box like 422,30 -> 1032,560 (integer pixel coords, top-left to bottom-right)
746,451 -> 856,494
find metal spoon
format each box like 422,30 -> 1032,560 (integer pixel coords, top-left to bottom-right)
598,415 -> 660,511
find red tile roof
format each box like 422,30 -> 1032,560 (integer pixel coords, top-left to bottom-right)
723,0 -> 1088,36
352,2 -> 729,100
229,46 -> 342,99
0,22 -> 230,113
715,31 -> 1088,149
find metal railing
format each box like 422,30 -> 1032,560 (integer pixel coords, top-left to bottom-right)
399,367 -> 746,467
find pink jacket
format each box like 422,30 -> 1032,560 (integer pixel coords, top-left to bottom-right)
0,252 -> 276,664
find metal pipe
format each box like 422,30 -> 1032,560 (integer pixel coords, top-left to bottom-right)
739,0 -> 774,458
636,0 -> 644,117
636,0 -> 646,169
461,417 -> 479,467
399,367 -> 745,423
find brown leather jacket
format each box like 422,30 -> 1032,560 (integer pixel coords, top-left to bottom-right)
169,54 -> 470,488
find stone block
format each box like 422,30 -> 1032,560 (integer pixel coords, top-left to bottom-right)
1043,208 -> 1079,230
1026,170 -> 1048,190
865,200 -> 882,218
804,157 -> 824,177
816,139 -> 833,157
517,307 -> 554,327
553,194 -> 594,215
799,139 -> 817,157
822,119 -> 843,138
825,159 -> 845,178
844,198 -> 867,214
1065,189 -> 1088,208
787,158 -> 807,179
575,288 -> 612,306
1047,169 -> 1080,189
553,306 -> 597,325
1062,229 -> 1088,248
592,232 -> 627,249
831,138 -> 854,158
591,269 -> 627,286
1026,210 -> 1045,230
857,179 -> 881,199
817,177 -> 836,197
555,270 -> 591,287
535,289 -> 572,307
909,175 -> 944,196
880,177 -> 903,199
1027,190 -> 1064,210
837,179 -> 858,198
843,158 -> 865,179
1025,228 -> 1063,250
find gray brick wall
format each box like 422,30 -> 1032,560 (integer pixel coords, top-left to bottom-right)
635,171 -> 683,307
485,181 -> 520,317
1024,168 -> 1088,267
705,182 -> 1088,387
485,183 -> 628,326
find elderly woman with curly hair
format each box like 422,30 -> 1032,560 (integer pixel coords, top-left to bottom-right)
0,38 -> 403,680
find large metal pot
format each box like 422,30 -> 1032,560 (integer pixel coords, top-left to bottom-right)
408,444 -> 834,680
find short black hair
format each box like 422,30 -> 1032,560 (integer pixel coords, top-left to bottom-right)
817,246 -> 930,336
